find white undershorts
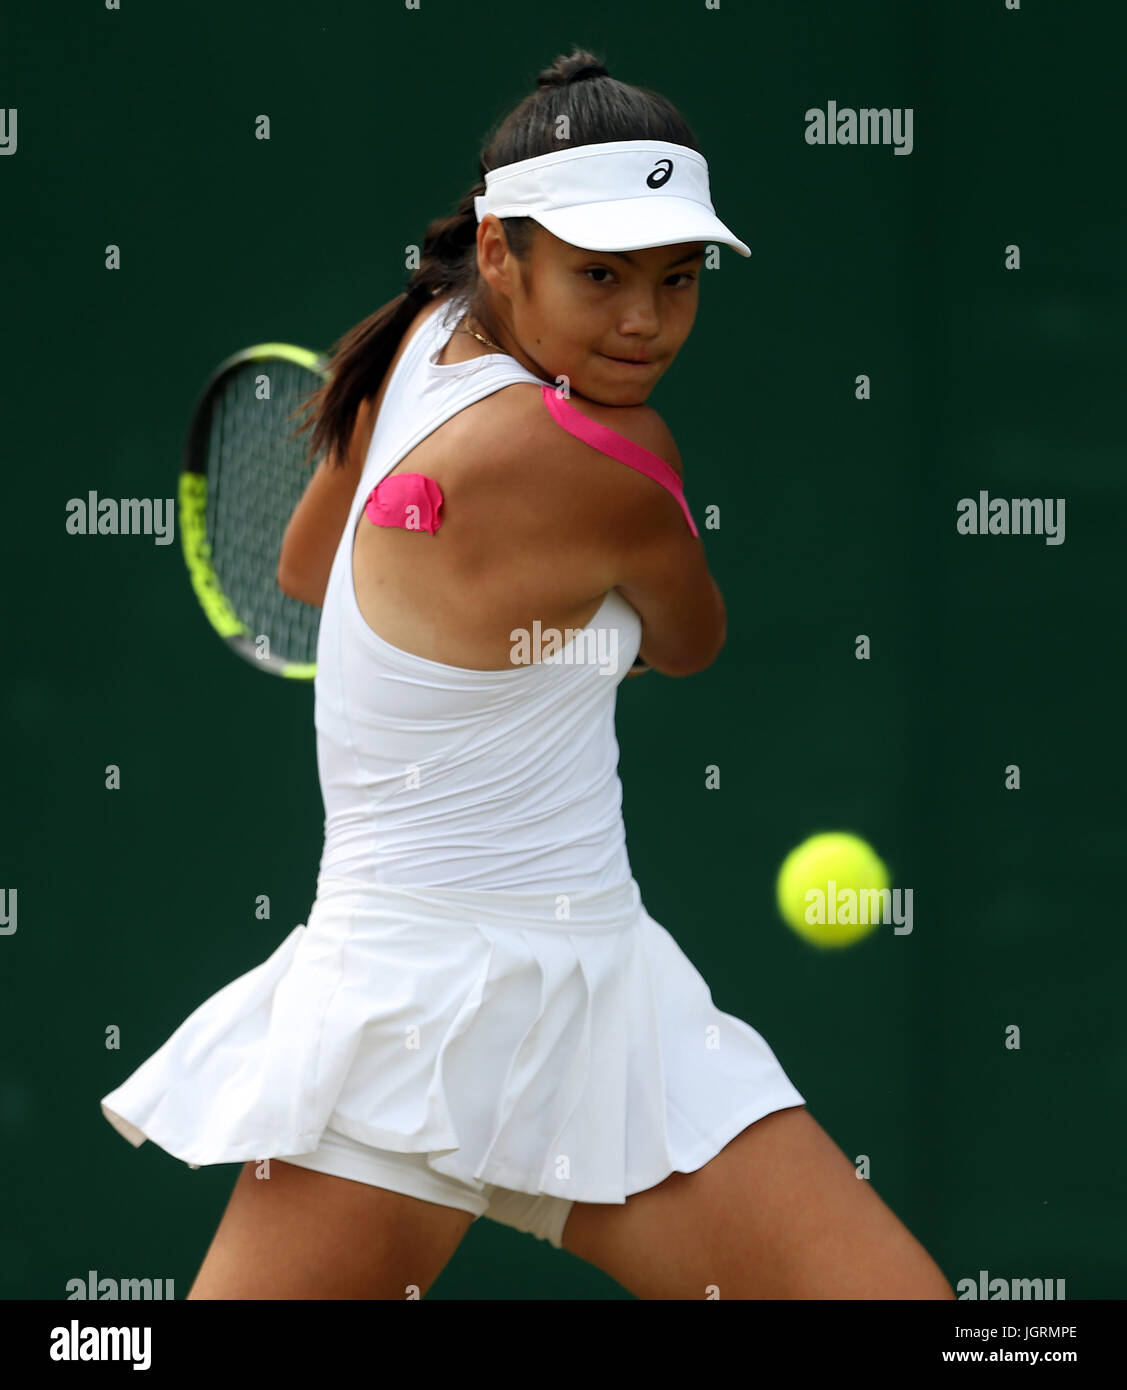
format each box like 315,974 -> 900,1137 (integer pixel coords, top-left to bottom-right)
277,1124 -> 575,1249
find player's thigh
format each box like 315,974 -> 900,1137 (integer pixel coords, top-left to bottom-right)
187,1158 -> 475,1300
561,1105 -> 955,1300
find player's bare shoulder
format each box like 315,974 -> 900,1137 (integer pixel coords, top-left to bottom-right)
555,388 -> 684,480
475,383 -> 685,557
491,381 -> 683,483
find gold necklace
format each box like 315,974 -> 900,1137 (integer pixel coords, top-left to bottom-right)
460,315 -> 504,353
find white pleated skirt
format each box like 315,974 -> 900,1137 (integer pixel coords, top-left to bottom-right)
100,875 -> 806,1205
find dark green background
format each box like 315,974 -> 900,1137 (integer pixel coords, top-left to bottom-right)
2,1 -> 1123,1299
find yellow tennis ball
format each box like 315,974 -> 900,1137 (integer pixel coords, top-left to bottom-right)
776,832 -> 891,948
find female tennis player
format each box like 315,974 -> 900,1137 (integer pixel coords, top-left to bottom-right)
101,49 -> 953,1300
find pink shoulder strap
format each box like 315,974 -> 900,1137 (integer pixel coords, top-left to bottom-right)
539,384 -> 699,538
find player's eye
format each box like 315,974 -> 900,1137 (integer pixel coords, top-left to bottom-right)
583,267 -> 698,288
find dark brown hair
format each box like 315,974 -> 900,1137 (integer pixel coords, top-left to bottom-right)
296,47 -> 700,468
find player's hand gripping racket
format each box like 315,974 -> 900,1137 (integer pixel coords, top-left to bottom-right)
180,343 -> 328,679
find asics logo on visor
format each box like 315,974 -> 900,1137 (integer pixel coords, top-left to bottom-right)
646,158 -> 673,188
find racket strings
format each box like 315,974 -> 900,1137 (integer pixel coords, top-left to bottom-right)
205,360 -> 322,668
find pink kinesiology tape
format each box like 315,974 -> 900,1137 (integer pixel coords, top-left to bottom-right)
364,473 -> 445,534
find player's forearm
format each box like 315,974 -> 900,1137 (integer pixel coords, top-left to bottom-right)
276,453 -> 364,607
277,401 -> 374,607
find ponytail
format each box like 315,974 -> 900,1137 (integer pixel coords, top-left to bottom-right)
295,181 -> 484,468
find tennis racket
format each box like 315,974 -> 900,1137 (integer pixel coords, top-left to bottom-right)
179,343 -> 328,679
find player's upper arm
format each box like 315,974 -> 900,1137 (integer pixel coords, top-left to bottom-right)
557,398 -> 726,678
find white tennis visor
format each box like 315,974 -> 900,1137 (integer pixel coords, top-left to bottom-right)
473,139 -> 751,258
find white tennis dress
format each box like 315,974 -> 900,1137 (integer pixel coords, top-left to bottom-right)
100,295 -> 805,1207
